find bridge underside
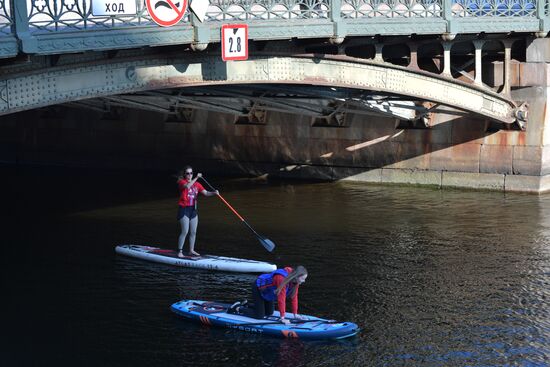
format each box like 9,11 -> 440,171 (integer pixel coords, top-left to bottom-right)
69,84 -> 456,128
0,52 -> 525,128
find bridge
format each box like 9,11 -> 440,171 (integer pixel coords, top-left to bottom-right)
1,0 -> 548,56
0,0 -> 549,192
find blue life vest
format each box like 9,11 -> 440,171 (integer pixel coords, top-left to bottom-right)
256,269 -> 291,301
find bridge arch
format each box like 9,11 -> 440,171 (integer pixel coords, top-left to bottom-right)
0,53 -> 526,127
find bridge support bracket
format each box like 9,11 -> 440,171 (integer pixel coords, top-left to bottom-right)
192,14 -> 210,51
514,102 -> 528,131
191,42 -> 208,51
330,21 -> 346,45
441,33 -> 456,42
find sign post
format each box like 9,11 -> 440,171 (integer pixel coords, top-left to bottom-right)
146,0 -> 188,27
221,24 -> 249,61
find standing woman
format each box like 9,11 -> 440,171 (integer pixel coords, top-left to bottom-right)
237,266 -> 308,324
176,166 -> 218,257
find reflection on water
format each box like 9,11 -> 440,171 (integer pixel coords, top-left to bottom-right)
2,166 -> 549,366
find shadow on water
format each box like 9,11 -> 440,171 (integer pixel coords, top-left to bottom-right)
2,165 -> 549,366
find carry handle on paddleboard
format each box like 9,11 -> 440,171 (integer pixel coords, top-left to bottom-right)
200,176 -> 275,252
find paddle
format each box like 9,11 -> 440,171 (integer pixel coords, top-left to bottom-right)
200,176 -> 276,252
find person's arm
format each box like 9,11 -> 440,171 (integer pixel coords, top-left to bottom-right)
273,275 -> 287,319
184,173 -> 202,189
291,285 -> 299,316
292,285 -> 306,319
201,189 -> 219,197
198,181 -> 218,196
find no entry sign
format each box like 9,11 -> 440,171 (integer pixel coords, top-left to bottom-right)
221,24 -> 249,61
146,0 -> 188,27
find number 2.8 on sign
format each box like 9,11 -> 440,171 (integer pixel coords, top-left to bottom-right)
222,24 -> 248,61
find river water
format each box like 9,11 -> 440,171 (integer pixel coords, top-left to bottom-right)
3,166 -> 549,366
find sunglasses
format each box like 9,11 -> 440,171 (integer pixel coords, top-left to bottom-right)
185,172 -> 193,175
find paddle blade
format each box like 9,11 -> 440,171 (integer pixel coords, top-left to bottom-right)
260,238 -> 275,252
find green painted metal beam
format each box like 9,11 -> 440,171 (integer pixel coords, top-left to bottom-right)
0,53 -> 526,127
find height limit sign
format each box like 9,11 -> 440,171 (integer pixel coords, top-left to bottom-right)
221,24 -> 248,61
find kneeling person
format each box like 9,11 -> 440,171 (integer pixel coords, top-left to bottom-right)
236,266 -> 307,325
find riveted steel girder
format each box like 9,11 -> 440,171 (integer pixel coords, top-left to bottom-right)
0,54 -> 524,127
110,91 -> 419,121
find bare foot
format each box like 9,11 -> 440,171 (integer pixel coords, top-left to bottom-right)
189,250 -> 200,257
177,251 -> 185,258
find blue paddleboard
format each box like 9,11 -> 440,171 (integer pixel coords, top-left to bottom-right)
171,299 -> 359,340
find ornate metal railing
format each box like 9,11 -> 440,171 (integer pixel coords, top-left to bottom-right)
452,0 -> 536,17
204,0 -> 329,21
24,0 -> 331,33
0,0 -> 12,34
341,0 -> 443,18
0,0 -> 548,58
18,0 -> 542,33
26,0 -> 164,32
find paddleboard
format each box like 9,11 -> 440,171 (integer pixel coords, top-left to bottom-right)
115,245 -> 276,273
171,299 -> 359,340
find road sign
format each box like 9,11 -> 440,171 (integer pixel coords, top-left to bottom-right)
92,0 -> 137,16
221,24 -> 248,61
146,0 -> 188,27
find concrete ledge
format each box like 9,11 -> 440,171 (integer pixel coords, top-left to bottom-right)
332,168 -> 550,193
381,168 -> 442,187
505,174 -> 550,193
542,175 -> 550,193
339,168 -> 382,183
442,171 -> 505,191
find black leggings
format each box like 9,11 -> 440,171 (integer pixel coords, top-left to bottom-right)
241,281 -> 274,319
